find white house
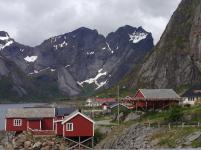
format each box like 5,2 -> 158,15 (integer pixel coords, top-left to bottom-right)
182,89 -> 201,105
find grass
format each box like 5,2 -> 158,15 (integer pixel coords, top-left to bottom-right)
138,105 -> 201,124
94,129 -> 107,145
192,137 -> 201,148
94,115 -> 111,121
152,127 -> 201,148
140,111 -> 168,123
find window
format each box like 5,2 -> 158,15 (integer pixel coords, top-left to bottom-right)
66,123 -> 73,131
13,119 -> 22,126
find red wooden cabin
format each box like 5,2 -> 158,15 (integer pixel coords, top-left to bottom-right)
123,89 -> 181,110
5,107 -> 55,134
60,111 -> 94,137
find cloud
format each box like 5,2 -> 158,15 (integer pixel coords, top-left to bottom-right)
0,0 -> 181,46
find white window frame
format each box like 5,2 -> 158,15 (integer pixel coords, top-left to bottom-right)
13,119 -> 22,126
66,123 -> 73,131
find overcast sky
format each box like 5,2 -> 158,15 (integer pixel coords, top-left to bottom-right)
0,0 -> 181,46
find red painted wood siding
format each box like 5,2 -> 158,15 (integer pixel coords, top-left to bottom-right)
64,114 -> 93,137
6,118 -> 54,132
134,90 -> 145,98
56,122 -> 63,136
6,118 -> 27,132
41,118 -> 54,130
28,120 -> 40,130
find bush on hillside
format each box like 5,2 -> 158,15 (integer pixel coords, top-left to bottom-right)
167,106 -> 183,122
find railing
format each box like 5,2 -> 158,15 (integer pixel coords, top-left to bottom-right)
27,127 -> 55,135
144,122 -> 201,129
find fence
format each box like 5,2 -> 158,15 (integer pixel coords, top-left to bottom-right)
144,121 -> 201,129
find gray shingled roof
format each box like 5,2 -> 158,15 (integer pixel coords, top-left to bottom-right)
139,89 -> 180,99
5,107 -> 55,118
55,107 -> 76,116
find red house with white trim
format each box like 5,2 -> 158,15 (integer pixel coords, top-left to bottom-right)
61,111 -> 94,137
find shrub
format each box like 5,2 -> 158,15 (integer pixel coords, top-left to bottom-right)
94,129 -> 105,145
167,106 -> 183,122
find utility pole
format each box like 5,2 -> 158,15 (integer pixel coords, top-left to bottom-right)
117,85 -> 120,126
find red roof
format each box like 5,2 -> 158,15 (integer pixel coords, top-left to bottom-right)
95,98 -> 116,103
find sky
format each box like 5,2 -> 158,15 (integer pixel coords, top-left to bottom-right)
0,0 -> 181,46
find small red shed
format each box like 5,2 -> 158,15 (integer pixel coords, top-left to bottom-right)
61,111 -> 94,137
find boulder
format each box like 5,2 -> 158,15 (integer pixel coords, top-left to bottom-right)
24,141 -> 32,148
42,141 -> 48,147
184,131 -> 201,145
33,141 -> 42,149
59,144 -> 65,150
41,145 -> 50,150
124,112 -> 140,122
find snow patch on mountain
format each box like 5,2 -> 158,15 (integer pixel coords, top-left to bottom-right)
0,33 -> 9,40
20,49 -> 24,52
51,69 -> 56,72
129,31 -> 148,43
0,40 -> 14,50
28,67 -> 51,75
65,65 -> 70,68
87,51 -> 95,55
59,41 -> 68,48
96,80 -> 107,89
53,41 -> 68,50
24,56 -> 38,62
106,42 -> 114,54
77,68 -> 107,89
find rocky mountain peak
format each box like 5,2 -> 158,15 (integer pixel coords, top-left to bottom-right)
0,31 -> 10,41
0,31 -> 14,51
0,25 -> 154,100
69,27 -> 100,38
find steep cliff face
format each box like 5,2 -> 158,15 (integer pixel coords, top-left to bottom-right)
130,0 -> 201,90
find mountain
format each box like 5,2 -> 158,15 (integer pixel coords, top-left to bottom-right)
123,0 -> 201,92
0,25 -> 153,100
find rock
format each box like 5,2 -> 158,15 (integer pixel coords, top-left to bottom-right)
12,139 -> 24,149
96,124 -> 160,149
98,126 -> 112,135
24,141 -> 32,148
54,144 -> 60,150
33,141 -> 42,149
184,131 -> 201,145
116,112 -> 124,121
41,145 -> 50,150
42,141 -> 48,147
150,139 -> 159,146
59,144 -> 66,150
124,112 -> 140,122
47,141 -> 54,146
